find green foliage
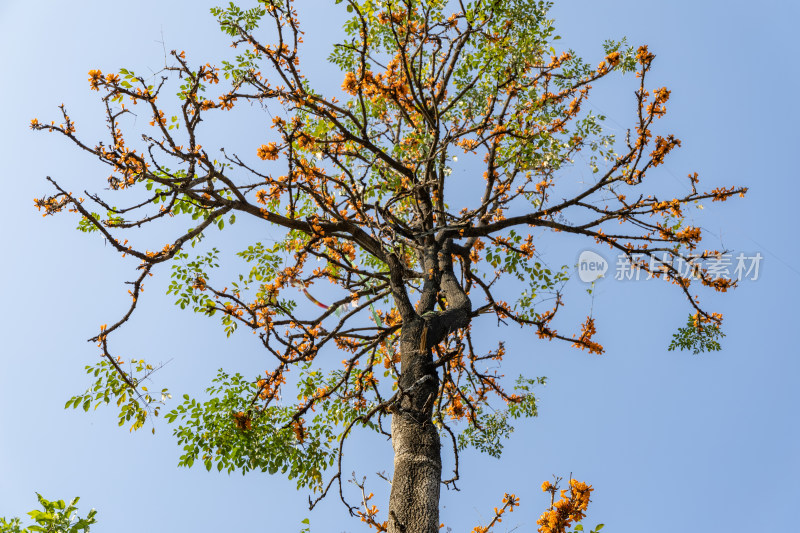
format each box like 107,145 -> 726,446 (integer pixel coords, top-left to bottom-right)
164,364 -> 389,489
514,263 -> 570,321
212,1 -> 266,34
234,241 -> 297,311
0,494 -> 96,533
75,209 -> 125,233
212,2 -> 268,82
65,359 -> 169,433
167,242 -> 298,337
167,248 -> 220,312
75,213 -> 101,233
668,315 -> 725,355
144,173 -> 235,223
167,370 -> 324,489
456,376 -> 545,457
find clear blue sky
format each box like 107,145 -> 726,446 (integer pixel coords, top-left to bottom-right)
1,1 -> 797,532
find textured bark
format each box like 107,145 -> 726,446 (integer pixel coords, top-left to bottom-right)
388,320 -> 441,533
389,414 -> 441,532
387,243 -> 472,533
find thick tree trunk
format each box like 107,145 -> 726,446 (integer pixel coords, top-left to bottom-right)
386,245 -> 471,532
388,320 -> 441,533
389,410 -> 442,532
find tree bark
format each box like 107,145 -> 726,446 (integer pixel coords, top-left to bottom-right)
387,244 -> 471,533
388,319 -> 441,533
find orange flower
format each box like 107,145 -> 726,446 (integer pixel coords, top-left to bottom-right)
342,71 -> 359,94
292,419 -> 306,443
606,51 -> 621,66
88,69 -> 103,90
674,226 -> 702,243
191,276 -> 207,291
257,142 -> 280,161
636,45 -> 655,65
296,133 -> 315,151
232,411 -> 251,431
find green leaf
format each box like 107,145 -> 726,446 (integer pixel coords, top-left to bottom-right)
668,314 -> 725,355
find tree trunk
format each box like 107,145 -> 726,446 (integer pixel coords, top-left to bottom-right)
386,245 -> 471,532
388,319 -> 442,533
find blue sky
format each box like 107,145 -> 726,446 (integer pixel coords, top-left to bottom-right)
1,1 -> 798,532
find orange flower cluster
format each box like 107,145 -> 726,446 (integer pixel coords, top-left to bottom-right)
197,63 -> 220,85
535,179 -> 551,194
571,317 -> 603,355
88,69 -> 103,91
356,491 -> 387,532
342,71 -> 359,94
232,411 -> 252,431
567,98 -> 581,116
537,479 -> 593,533
636,45 -> 655,66
470,493 -> 519,533
652,199 -> 682,217
257,142 -> 280,161
255,189 -> 270,205
634,124 -> 652,149
704,277 -> 734,292
218,93 -> 237,110
341,53 -> 416,111
291,418 -> 306,443
548,52 -> 572,69
647,86 -> 671,118
295,132 -> 316,151
34,196 -> 69,217
149,109 -> 167,127
376,9 -> 407,26
445,389 -> 465,420
692,311 -> 723,330
518,235 -> 536,259
256,369 -> 286,401
596,51 -> 620,74
535,308 -> 558,341
673,225 -> 702,244
650,134 -> 681,166
710,186 -> 739,201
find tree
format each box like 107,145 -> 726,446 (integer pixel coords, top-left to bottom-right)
32,1 -> 745,531
0,494 -> 97,533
